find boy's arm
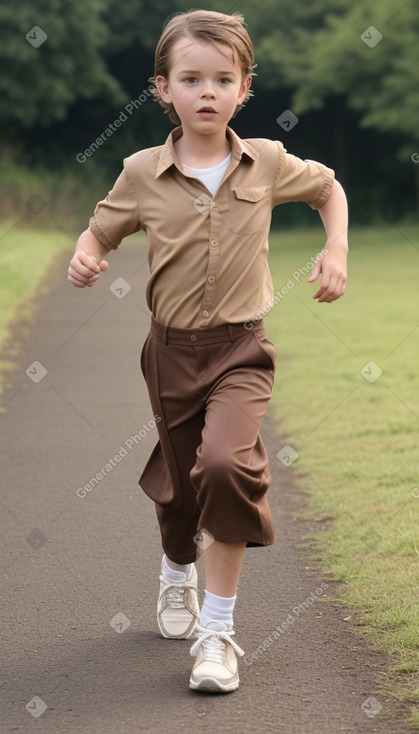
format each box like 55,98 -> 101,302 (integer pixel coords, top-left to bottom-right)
308,179 -> 348,303
68,228 -> 110,288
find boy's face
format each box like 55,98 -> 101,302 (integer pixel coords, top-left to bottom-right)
156,37 -> 251,134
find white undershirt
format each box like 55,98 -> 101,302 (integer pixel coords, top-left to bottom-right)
183,153 -> 231,196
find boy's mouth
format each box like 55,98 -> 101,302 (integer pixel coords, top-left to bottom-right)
197,106 -> 217,118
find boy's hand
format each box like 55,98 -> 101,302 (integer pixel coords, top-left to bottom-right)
307,244 -> 347,303
68,248 -> 109,288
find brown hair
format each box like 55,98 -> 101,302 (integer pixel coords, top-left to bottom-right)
149,9 -> 256,125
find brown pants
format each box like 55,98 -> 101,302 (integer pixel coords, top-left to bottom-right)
139,315 -> 276,564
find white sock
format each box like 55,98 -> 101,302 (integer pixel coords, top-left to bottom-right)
199,589 -> 236,630
162,554 -> 193,581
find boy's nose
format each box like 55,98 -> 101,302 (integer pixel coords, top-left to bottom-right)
201,83 -> 216,98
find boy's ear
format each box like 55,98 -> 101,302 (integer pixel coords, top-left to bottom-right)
238,75 -> 252,105
155,75 -> 171,103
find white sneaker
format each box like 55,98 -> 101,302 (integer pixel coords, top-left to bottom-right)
157,564 -> 199,639
189,622 -> 245,692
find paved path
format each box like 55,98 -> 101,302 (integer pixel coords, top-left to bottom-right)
0,240 -> 411,733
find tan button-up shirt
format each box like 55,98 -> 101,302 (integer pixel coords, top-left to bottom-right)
89,126 -> 334,329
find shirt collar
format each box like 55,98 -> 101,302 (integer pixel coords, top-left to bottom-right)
154,125 -> 257,179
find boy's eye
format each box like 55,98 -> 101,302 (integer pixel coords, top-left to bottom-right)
182,76 -> 232,85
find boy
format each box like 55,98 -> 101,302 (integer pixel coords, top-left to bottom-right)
68,10 -> 348,693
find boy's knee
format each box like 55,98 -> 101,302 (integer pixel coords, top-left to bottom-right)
191,446 -> 236,488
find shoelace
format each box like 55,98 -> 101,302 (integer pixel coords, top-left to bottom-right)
165,586 -> 185,609
190,624 -> 245,660
160,575 -> 195,609
201,636 -> 225,664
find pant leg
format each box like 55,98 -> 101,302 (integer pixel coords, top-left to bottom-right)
190,331 -> 276,547
139,331 -> 207,564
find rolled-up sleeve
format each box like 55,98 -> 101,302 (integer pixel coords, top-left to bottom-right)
89,164 -> 142,250
272,141 -> 335,210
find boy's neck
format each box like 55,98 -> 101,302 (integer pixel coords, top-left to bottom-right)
174,125 -> 231,168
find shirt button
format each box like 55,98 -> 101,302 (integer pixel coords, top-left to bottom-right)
190,334 -> 197,342
208,275 -> 215,283
202,310 -> 210,317
210,239 -> 218,247
212,201 -> 218,208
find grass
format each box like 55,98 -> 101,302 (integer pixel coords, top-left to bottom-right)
0,156 -> 106,231
0,220 -> 74,396
265,224 -> 419,716
409,707 -> 419,728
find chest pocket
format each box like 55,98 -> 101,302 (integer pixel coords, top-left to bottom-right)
229,186 -> 272,234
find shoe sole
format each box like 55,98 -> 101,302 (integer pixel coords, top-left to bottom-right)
189,676 -> 239,693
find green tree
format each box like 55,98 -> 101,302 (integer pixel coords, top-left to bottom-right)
281,0 -> 419,149
245,0 -> 419,207
0,0 -> 125,130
